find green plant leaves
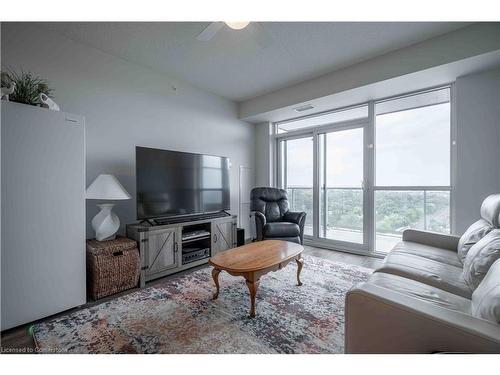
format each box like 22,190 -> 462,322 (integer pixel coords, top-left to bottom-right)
1,69 -> 54,106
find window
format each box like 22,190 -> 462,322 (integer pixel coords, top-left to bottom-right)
374,88 -> 451,252
274,86 -> 453,254
376,92 -> 450,186
374,190 -> 451,251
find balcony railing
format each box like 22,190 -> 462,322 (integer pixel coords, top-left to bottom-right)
286,186 -> 450,252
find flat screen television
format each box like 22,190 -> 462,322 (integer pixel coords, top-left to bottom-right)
136,146 -> 230,220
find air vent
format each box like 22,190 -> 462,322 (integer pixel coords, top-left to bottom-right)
294,104 -> 315,112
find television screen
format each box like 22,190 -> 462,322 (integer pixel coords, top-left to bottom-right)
136,146 -> 230,220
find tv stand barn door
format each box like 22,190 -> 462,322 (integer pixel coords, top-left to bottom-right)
211,217 -> 237,255
143,228 -> 180,280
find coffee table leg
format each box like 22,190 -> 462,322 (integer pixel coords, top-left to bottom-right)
296,256 -> 304,286
245,278 -> 260,318
212,268 -> 221,300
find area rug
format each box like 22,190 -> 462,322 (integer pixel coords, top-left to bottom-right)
33,255 -> 372,354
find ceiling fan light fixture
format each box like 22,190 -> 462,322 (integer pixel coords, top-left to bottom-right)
225,21 -> 250,30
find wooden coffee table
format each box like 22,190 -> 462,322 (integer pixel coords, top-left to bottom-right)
208,240 -> 304,318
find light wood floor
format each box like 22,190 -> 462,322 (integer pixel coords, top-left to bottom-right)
303,245 -> 382,268
0,246 -> 382,353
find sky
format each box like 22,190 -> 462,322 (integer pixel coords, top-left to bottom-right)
284,102 -> 450,188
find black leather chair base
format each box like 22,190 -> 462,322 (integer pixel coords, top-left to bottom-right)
264,222 -> 300,238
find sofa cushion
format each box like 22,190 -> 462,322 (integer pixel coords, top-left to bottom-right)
463,229 -> 500,290
392,241 -> 462,267
375,252 -> 472,298
365,272 -> 471,314
472,259 -> 500,323
457,219 -> 493,263
480,193 -> 500,228
263,222 -> 300,238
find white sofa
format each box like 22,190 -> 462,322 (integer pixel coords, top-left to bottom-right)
345,194 -> 500,353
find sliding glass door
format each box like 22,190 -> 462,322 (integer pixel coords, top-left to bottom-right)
274,86 -> 453,255
277,107 -> 369,250
318,126 -> 366,248
278,136 -> 314,236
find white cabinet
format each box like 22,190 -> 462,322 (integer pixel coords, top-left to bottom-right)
1,102 -> 86,330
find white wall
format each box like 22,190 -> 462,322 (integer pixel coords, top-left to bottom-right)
254,122 -> 273,187
1,23 -> 255,238
454,67 -> 500,233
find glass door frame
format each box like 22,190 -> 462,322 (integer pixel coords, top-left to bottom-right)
276,133 -> 315,237
273,84 -> 455,257
276,117 -> 372,255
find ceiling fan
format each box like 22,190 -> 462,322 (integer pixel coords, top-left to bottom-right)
196,21 -> 265,42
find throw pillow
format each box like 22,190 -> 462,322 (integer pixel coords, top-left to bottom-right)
463,229 -> 500,290
471,259 -> 500,323
457,219 -> 493,263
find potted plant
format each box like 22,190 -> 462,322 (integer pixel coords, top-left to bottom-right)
1,69 -> 54,106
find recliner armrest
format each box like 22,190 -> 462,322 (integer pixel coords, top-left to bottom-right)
283,211 -> 306,225
402,229 -> 460,252
345,282 -> 500,353
283,211 -> 307,244
250,211 -> 266,241
251,211 -> 266,225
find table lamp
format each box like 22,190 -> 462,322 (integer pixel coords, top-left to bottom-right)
86,174 -> 131,241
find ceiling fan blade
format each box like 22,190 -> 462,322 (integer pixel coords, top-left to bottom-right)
196,22 -> 224,41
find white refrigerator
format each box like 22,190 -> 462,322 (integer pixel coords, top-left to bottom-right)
1,101 -> 86,330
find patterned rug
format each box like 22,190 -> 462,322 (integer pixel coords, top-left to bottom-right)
33,255 -> 372,354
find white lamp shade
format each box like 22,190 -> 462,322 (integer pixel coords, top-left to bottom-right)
86,174 -> 131,200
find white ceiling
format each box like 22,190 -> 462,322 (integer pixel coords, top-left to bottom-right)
38,22 -> 471,102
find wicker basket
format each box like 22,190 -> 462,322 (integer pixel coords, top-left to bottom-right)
86,236 -> 140,300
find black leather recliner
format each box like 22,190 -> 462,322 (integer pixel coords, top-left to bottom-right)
250,187 -> 307,244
